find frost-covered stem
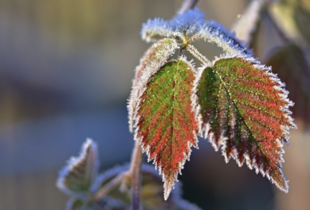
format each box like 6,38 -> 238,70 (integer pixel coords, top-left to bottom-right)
178,0 -> 200,15
231,0 -> 264,45
187,44 -> 212,66
129,140 -> 142,210
93,172 -> 128,201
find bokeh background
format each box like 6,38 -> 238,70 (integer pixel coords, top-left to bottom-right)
0,0 -> 309,209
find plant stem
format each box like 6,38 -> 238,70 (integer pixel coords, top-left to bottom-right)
178,0 -> 200,14
93,172 -> 128,201
187,44 -> 212,66
129,140 -> 143,210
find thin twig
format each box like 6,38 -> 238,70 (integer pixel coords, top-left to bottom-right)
187,44 -> 212,66
178,0 -> 200,15
93,172 -> 129,201
130,140 -> 143,210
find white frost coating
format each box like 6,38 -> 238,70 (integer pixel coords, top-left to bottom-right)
211,53 -> 296,138
128,38 -> 178,132
196,53 -> 295,193
133,57 -> 199,200
141,18 -> 184,42
179,55 -> 203,137
190,20 -> 253,56
141,8 -> 205,43
193,64 -> 211,138
142,7 -> 252,61
194,64 -> 225,151
138,6 -> 294,195
57,138 -> 99,197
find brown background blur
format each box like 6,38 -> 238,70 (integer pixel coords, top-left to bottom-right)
0,0 -> 309,210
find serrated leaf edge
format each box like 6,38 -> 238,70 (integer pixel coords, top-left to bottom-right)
190,20 -> 252,56
134,57 -> 199,200
128,38 -> 178,132
57,138 -> 99,197
194,54 -> 297,193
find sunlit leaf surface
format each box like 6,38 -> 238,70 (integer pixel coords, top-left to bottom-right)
196,56 -> 296,192
135,59 -> 199,200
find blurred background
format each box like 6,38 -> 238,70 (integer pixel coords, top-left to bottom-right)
0,0 -> 309,209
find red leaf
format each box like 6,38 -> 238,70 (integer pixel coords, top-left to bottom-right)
195,56 -> 296,192
135,58 -> 198,200
128,38 -> 178,132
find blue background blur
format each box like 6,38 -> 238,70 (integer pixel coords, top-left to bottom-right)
0,0 -> 309,210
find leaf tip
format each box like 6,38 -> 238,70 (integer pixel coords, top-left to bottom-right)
163,172 -> 177,200
57,138 -> 99,196
270,169 -> 289,194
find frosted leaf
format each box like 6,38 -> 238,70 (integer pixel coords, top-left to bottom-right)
134,59 -> 199,200
57,138 -> 99,198
191,20 -> 252,56
128,38 -> 178,132
195,55 -> 296,192
141,8 -> 205,42
141,18 -> 182,42
141,8 -> 251,56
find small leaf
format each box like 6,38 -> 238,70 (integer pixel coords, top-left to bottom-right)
57,138 -> 99,197
195,56 -> 296,192
128,38 -> 178,132
135,58 -> 199,200
266,43 -> 310,125
141,8 -> 251,56
141,8 -> 204,43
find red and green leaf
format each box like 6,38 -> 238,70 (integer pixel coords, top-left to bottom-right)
195,56 -> 296,192
135,58 -> 199,200
128,38 -> 178,132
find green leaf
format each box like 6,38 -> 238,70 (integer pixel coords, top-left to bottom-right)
195,56 -> 296,192
57,138 -> 99,197
128,38 -> 178,132
266,43 -> 310,125
135,58 -> 199,200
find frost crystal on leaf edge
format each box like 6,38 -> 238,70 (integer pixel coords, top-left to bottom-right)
57,138 -> 99,197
